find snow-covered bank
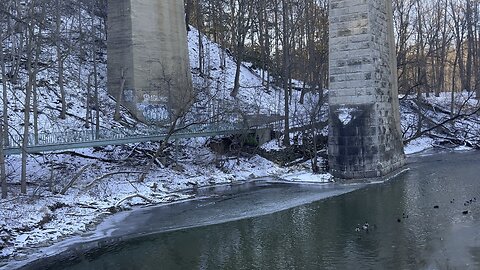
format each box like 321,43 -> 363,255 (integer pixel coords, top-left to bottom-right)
401,91 -> 479,154
0,138 -> 333,264
404,137 -> 436,155
2,178 -> 356,270
0,25 -> 333,264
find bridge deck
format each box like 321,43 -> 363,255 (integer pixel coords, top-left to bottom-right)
2,122 -> 277,156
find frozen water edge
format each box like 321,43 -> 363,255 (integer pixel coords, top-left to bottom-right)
2,164 -> 415,270
0,145 -> 334,269
1,178 -> 346,270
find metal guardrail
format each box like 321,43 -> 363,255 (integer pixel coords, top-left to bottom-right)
2,115 -> 311,155
2,121 -> 261,155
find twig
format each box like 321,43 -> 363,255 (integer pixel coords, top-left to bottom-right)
85,171 -> 143,189
55,151 -> 117,163
120,143 -> 141,160
404,103 -> 480,144
0,196 -> 21,204
60,164 -> 90,195
114,193 -> 156,208
138,118 -> 180,183
75,202 -> 99,210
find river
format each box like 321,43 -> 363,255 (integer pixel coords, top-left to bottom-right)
16,151 -> 480,269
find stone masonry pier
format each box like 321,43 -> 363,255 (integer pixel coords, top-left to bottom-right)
107,0 -> 193,123
328,0 -> 406,178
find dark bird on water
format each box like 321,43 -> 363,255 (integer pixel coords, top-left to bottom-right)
362,222 -> 370,230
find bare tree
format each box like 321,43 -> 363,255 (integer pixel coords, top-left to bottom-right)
0,120 -> 6,198
91,0 -> 100,138
21,2 -> 38,194
230,0 -> 254,98
0,5 -> 6,196
56,0 -> 67,119
0,1 -> 11,147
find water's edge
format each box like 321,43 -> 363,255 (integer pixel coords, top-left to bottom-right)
3,181 -> 368,270
3,150 -> 449,270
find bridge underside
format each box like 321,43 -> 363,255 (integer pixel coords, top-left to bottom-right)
328,0 -> 405,179
107,0 -> 193,124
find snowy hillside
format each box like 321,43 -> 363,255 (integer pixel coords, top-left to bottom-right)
186,27 -> 325,127
0,26 -> 332,263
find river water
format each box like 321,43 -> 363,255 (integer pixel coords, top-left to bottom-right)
18,151 -> 480,269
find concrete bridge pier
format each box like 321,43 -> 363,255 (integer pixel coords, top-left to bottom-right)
328,0 -> 406,179
107,0 -> 193,124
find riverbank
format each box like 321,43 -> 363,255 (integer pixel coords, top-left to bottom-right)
2,179 -> 363,270
0,137 -> 333,265
1,124 -> 478,266
5,150 -> 480,270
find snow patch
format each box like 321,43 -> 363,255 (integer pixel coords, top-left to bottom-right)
281,172 -> 333,183
261,140 -> 285,152
454,145 -> 473,152
15,235 -> 30,244
405,137 -> 434,155
337,107 -> 356,125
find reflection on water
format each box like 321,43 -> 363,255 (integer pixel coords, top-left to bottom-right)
23,152 -> 480,270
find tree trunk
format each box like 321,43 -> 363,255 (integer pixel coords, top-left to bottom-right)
230,0 -> 253,98
231,44 -> 243,97
451,41 -> 459,117
91,5 -> 100,139
138,118 -> 180,183
196,0 -> 204,75
12,9 -> 23,83
0,23 -> 9,147
21,30 -> 35,195
185,0 -> 192,31
114,68 -> 125,121
0,5 -> 7,198
85,74 -> 92,128
56,0 -> 67,119
32,28 -> 42,144
94,55 -> 100,139
0,119 -> 6,199
282,0 -> 290,146
78,1 -> 83,88
465,0 -> 474,93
